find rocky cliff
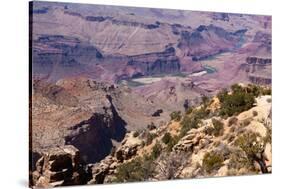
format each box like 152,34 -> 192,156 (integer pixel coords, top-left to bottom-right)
31,84 -> 272,187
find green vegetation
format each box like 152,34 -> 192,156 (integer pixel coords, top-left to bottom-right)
114,156 -> 155,182
234,131 -> 269,173
235,132 -> 264,160
202,151 -> 224,173
218,84 -> 256,117
162,132 -> 172,144
228,149 -> 252,172
212,119 -> 224,137
114,141 -> 163,182
170,111 -> 182,121
151,142 -> 162,160
245,84 -> 271,96
161,133 -> 180,152
201,95 -> 210,107
145,132 -> 157,146
180,102 -> 210,137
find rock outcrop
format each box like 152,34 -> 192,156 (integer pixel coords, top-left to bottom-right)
127,47 -> 181,76
178,25 -> 246,60
31,145 -> 91,188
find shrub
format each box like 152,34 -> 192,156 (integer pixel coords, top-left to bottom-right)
201,95 -> 210,107
151,142 -> 162,160
114,157 -> 155,182
261,88 -> 271,95
166,135 -> 180,152
202,151 -> 224,173
185,107 -> 194,115
219,85 -> 256,117
212,119 -> 224,137
252,110 -> 258,117
228,117 -> 238,126
246,84 -> 271,97
217,88 -> 228,103
146,133 -> 157,146
170,111 -> 182,121
235,132 -> 270,173
180,115 -> 200,137
235,132 -> 264,159
180,107 -> 210,137
162,132 -> 172,144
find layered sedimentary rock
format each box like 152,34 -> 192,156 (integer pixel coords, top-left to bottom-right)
31,145 -> 91,188
127,47 -> 180,76
178,25 -> 246,60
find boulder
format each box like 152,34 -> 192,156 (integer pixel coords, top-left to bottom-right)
32,145 -> 90,188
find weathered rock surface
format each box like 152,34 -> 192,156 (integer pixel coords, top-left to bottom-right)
31,145 -> 91,188
31,77 -> 167,167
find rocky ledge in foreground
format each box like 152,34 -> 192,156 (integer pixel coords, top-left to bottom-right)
30,145 -> 91,188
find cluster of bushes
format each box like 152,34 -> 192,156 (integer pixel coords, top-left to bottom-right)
218,84 -> 272,117
202,151 -> 224,173
151,141 -> 162,160
161,132 -> 180,152
114,156 -> 155,182
180,106 -> 210,137
245,84 -> 271,96
218,84 -> 256,117
234,132 -> 264,160
170,111 -> 182,121
234,131 -> 269,173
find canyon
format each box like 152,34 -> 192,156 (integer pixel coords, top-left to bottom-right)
30,1 -> 272,188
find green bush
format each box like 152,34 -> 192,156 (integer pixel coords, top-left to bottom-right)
235,132 -> 269,173
114,157 -> 155,182
162,132 -> 172,144
170,111 -> 182,121
151,142 -> 162,160
202,151 -> 224,173
235,132 -> 264,159
180,115 -> 200,137
212,119 -> 224,137
146,133 -> 157,146
219,85 -> 256,117
180,107 -> 209,137
167,135 -> 180,152
201,95 -> 210,107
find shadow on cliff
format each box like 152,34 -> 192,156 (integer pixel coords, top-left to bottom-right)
65,95 -> 127,164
